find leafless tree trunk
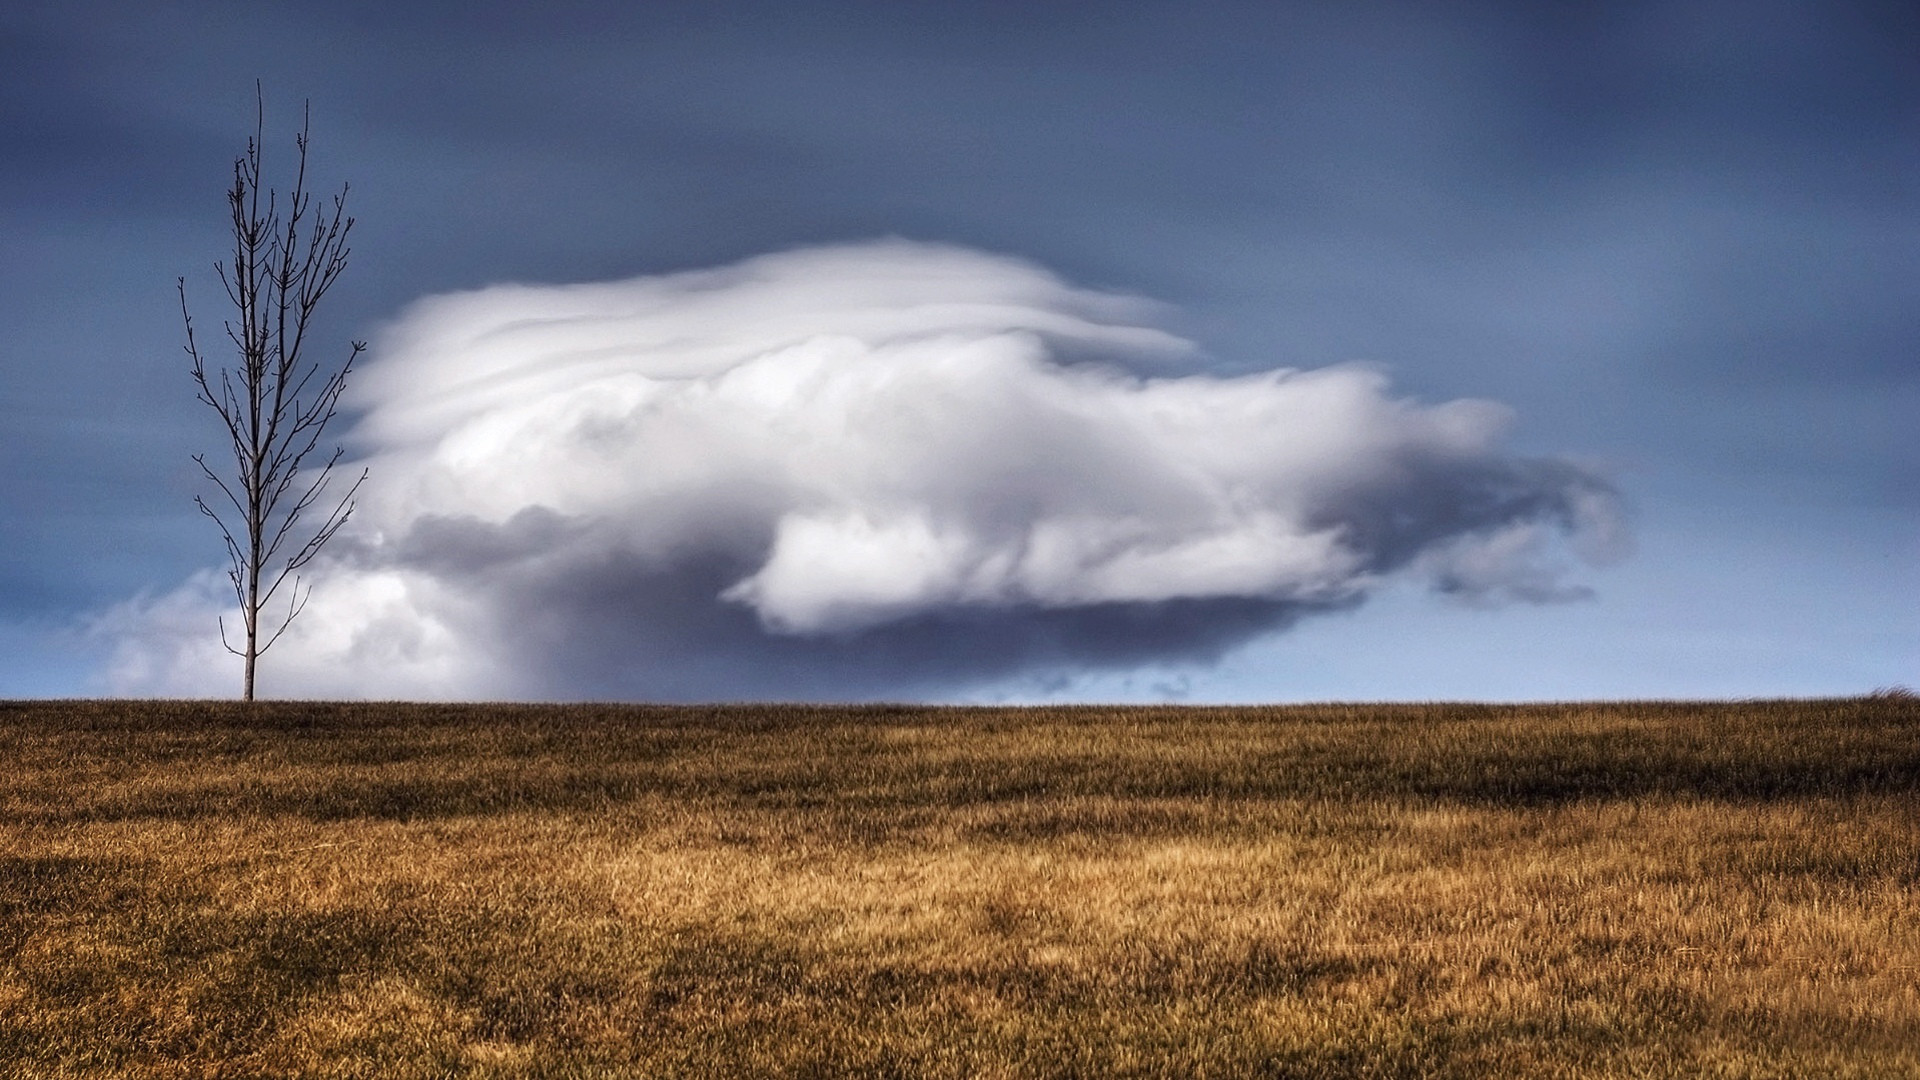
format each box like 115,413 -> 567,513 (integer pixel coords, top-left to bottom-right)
179,87 -> 366,701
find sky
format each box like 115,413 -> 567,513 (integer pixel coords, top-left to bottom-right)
2,0 -> 1914,702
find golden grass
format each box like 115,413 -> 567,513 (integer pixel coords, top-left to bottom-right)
1,697 -> 1916,1077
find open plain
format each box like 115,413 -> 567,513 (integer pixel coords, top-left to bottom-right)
2,697 -> 1916,1077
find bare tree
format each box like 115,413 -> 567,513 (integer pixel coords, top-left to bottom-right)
179,88 -> 367,701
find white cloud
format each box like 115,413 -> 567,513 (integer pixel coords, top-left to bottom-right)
101,240 -> 1624,700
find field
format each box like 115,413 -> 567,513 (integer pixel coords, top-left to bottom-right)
2,697 -> 1917,1078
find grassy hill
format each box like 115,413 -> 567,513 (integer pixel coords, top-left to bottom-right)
3,697 -> 1916,1077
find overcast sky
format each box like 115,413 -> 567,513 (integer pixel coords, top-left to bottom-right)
3,0 -> 1913,701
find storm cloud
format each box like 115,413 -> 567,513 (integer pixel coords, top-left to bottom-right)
98,240 -> 1624,700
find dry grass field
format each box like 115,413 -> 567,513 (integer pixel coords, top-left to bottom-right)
1,696 -> 1917,1078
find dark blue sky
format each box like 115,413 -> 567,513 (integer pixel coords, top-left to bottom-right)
2,0 -> 1913,699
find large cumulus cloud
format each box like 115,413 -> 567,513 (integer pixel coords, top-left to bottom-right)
98,240 -> 1625,700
